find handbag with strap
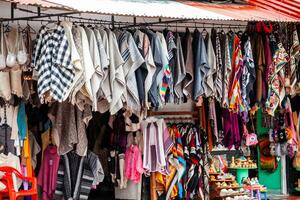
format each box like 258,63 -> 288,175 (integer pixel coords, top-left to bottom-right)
243,117 -> 258,146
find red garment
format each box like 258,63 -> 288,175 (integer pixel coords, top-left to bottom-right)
37,145 -> 60,200
124,144 -> 144,183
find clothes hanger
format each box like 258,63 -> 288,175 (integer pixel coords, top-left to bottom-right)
22,21 -> 36,34
17,21 -> 22,34
4,22 -> 11,33
221,24 -> 225,33
201,23 -> 208,37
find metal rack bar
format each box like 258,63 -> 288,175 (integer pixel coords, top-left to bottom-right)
1,2 -> 250,29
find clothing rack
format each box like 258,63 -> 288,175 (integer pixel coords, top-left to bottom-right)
147,110 -> 200,200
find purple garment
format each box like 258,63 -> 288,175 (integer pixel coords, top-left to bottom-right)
38,145 -> 60,200
222,110 -> 241,149
264,36 -> 273,92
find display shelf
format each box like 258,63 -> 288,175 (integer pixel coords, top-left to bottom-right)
219,192 -> 248,198
209,172 -> 221,175
215,186 -> 241,190
229,167 -> 256,184
210,179 -> 235,182
228,167 -> 257,170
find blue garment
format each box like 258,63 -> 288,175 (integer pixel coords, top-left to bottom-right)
17,102 -> 27,140
146,30 -> 163,108
193,29 -> 209,101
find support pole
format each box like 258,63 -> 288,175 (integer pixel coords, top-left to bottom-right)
11,3 -> 16,20
37,7 -> 41,17
133,16 -> 136,26
111,15 -> 115,29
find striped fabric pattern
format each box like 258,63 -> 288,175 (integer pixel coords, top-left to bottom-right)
229,35 -> 245,113
290,30 -> 300,96
54,151 -> 104,200
215,33 -> 223,102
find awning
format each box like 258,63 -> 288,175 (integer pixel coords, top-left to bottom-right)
4,0 -> 300,22
181,0 -> 300,22
5,0 -> 63,8
246,0 -> 300,19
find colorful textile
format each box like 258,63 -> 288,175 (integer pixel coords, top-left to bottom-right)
266,43 -> 288,116
228,35 -> 244,113
124,144 -> 144,183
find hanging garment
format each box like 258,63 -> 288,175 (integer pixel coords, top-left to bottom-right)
241,36 -> 256,117
24,26 -> 32,70
10,69 -> 23,97
107,29 -> 126,115
209,98 -> 219,144
4,27 -> 18,68
0,125 -> 14,154
17,101 -> 27,141
78,26 -> 95,105
124,144 -> 144,183
22,126 -> 34,178
266,43 -> 288,116
222,34 -> 232,108
133,30 -> 155,110
38,145 -> 60,200
28,131 -> 41,169
48,102 -> 92,156
141,117 -> 173,175
164,31 -> 176,104
118,31 -> 144,114
204,33 -> 216,98
290,30 -> 300,96
54,150 -> 104,200
169,125 -> 186,199
174,33 -> 186,104
10,105 -> 21,156
85,27 -> 104,111
41,128 -> 56,158
214,31 -> 224,103
97,29 -> 111,113
146,30 -> 163,108
222,109 -> 241,149
60,22 -> 82,102
69,26 -> 87,109
0,71 -> 11,101
228,34 -> 244,113
255,34 -> 266,104
157,31 -> 172,105
32,25 -> 75,103
181,28 -> 194,102
193,29 -> 209,101
94,29 -> 110,110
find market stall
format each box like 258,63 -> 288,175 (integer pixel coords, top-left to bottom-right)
0,0 -> 299,200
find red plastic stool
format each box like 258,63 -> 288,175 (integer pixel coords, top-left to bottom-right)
0,166 -> 38,200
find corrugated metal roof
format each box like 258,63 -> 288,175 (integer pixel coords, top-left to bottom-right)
246,0 -> 300,19
4,0 -> 300,22
42,0 -> 233,20
182,1 -> 299,22
4,0 -> 62,8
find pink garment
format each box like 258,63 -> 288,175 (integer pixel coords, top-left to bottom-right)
38,145 -> 60,200
124,144 -> 144,183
